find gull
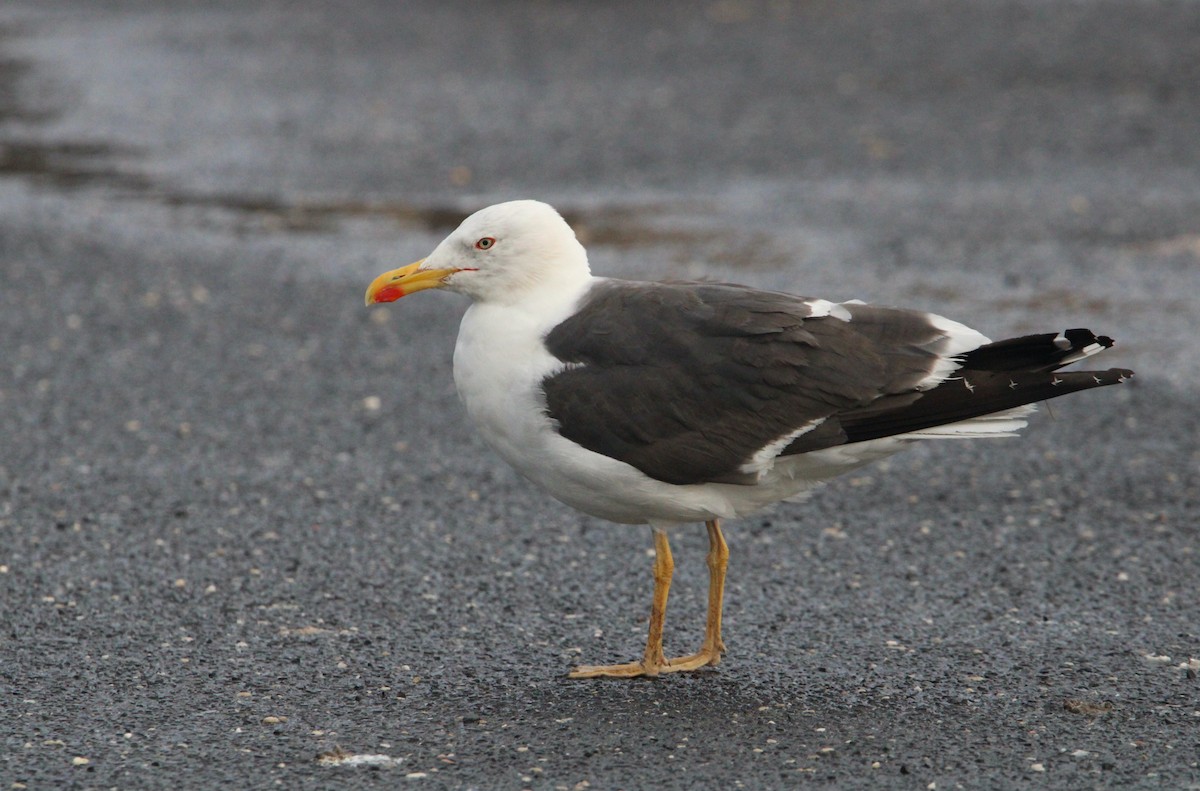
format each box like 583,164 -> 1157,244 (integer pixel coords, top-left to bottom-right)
364,200 -> 1133,678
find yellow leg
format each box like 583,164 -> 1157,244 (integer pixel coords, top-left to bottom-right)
660,519 -> 728,670
569,520 -> 729,679
570,528 -> 673,678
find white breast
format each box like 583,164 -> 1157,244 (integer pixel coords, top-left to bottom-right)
452,300 -> 567,466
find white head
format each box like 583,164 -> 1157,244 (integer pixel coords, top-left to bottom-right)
365,200 -> 591,306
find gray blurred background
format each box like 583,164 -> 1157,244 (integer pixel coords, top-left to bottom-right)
2,1 -> 1197,788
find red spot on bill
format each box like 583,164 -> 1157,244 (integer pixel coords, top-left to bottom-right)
373,285 -> 405,303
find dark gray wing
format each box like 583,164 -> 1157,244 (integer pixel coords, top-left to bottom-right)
539,281 -> 937,484
541,280 -> 1132,486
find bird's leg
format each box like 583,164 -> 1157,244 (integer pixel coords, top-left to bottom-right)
661,518 -> 728,671
708,518 -> 729,656
641,527 -> 673,669
569,522 -> 729,678
569,528 -> 674,678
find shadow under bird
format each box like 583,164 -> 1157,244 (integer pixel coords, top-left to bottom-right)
364,200 -> 1133,679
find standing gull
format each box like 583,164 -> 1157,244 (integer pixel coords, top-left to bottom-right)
364,200 -> 1133,679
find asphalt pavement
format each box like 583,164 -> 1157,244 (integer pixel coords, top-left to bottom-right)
1,1 -> 1198,788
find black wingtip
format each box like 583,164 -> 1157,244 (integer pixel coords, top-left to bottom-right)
964,329 -> 1119,373
1064,328 -> 1114,350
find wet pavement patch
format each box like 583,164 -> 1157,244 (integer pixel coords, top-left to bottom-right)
0,138 -> 148,190
0,24 -> 753,258
0,25 -> 146,191
0,25 -> 56,125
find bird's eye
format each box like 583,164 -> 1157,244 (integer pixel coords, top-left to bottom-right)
475,237 -> 496,250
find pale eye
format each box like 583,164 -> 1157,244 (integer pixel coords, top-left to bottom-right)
474,236 -> 496,250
